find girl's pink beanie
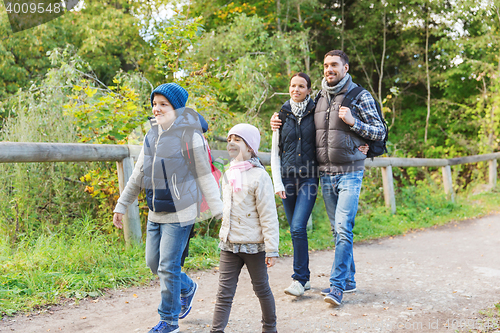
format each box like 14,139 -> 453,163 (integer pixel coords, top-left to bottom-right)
227,123 -> 261,155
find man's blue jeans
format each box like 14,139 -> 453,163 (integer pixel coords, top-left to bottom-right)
146,221 -> 197,325
320,171 -> 363,291
282,177 -> 319,285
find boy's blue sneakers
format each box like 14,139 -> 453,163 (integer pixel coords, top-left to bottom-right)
321,283 -> 356,296
148,321 -> 179,333
324,286 -> 343,306
179,282 -> 198,319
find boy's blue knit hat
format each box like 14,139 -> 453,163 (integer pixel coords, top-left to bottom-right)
150,83 -> 189,111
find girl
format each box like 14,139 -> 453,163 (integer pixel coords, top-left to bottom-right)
211,123 -> 279,333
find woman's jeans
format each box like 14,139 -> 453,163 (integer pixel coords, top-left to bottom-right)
320,171 -> 363,291
211,251 -> 277,333
281,177 -> 319,285
146,221 -> 197,325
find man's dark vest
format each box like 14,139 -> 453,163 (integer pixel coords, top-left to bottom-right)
314,77 -> 367,173
143,109 -> 202,212
279,98 -> 318,178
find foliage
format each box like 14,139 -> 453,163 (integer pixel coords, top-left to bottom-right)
0,46 -> 96,243
0,1 -> 160,106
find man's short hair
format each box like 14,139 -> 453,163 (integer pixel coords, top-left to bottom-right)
324,50 -> 349,65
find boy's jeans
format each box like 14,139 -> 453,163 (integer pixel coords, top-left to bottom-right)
320,171 -> 363,291
146,220 -> 197,325
281,176 -> 319,285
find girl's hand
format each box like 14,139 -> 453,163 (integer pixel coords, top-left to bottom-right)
266,257 -> 276,267
113,213 -> 124,229
276,191 -> 286,199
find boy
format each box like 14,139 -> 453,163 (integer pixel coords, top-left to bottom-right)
113,83 -> 223,333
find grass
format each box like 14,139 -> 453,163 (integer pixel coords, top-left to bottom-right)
465,302 -> 500,332
0,215 -> 150,317
1,183 -> 500,319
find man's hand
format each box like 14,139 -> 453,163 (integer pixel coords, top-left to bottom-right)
270,113 -> 282,131
339,106 -> 355,126
276,191 -> 286,199
113,212 -> 124,229
358,144 -> 369,155
266,257 -> 276,267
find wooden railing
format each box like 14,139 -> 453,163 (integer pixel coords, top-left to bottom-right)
1,142 -> 498,244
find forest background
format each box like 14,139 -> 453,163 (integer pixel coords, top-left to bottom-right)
1,0 -> 500,318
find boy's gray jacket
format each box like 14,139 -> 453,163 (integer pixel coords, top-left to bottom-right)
143,109 -> 202,212
219,167 -> 279,254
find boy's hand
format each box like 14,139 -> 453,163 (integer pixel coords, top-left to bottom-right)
113,213 -> 124,229
276,191 -> 286,199
266,257 -> 276,267
270,113 -> 282,131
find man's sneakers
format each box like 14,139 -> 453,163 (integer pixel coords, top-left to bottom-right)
324,286 -> 343,306
284,280 -> 305,296
148,321 -> 179,333
179,282 -> 198,319
321,283 -> 356,296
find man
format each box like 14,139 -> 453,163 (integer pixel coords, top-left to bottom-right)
271,50 -> 386,306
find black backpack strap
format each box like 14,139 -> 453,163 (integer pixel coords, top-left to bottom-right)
341,86 -> 365,108
277,109 -> 287,157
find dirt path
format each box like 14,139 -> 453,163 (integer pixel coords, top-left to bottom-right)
2,214 -> 500,333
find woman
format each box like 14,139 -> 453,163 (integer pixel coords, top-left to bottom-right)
271,73 -> 318,297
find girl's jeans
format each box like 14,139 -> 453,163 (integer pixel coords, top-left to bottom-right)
211,250 -> 277,333
146,220 -> 197,325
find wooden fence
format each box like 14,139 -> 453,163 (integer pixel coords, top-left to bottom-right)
1,142 -> 499,245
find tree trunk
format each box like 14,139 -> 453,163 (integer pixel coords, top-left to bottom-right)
277,0 -> 282,33
424,11 -> 431,144
378,9 -> 387,106
297,3 -> 310,75
341,0 -> 345,50
277,0 -> 291,76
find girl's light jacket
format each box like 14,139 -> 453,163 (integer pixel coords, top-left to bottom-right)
219,166 -> 279,255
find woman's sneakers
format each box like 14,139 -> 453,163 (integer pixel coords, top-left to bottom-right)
284,280 -> 311,296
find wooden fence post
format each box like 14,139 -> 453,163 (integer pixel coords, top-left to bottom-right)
489,159 -> 497,188
441,165 -> 455,203
116,157 -> 142,245
381,166 -> 396,214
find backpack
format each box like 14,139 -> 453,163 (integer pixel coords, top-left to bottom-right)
340,86 -> 389,159
181,128 -> 222,213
